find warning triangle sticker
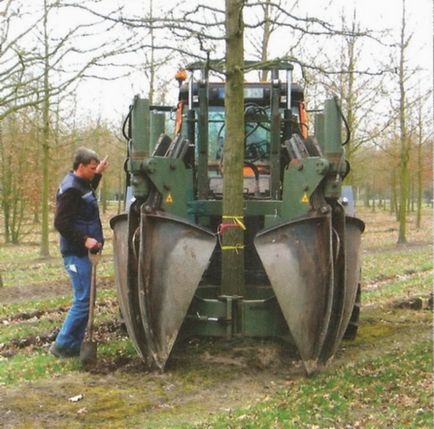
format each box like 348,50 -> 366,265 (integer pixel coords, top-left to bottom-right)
301,192 -> 309,204
165,193 -> 174,204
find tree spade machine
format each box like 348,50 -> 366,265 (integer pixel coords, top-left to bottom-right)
110,61 -> 365,375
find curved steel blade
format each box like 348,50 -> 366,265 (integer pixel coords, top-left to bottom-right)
338,216 -> 364,342
319,210 -> 365,362
137,210 -> 216,369
110,209 -> 150,364
318,204 -> 346,363
254,214 -> 334,373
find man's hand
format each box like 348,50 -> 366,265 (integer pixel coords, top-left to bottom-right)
95,155 -> 109,174
85,237 -> 102,252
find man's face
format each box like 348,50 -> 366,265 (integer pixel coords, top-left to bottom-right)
75,160 -> 98,181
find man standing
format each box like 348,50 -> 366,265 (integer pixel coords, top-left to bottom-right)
50,147 -> 108,358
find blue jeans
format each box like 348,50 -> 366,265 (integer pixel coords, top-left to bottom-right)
55,255 -> 91,351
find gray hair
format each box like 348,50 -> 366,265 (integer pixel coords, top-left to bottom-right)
72,147 -> 100,170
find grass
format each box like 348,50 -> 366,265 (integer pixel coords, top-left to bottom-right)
0,296 -> 71,318
0,319 -> 59,344
363,271 -> 432,305
0,288 -> 123,386
0,337 -> 136,386
0,288 -> 117,318
0,252 -> 114,288
0,207 -> 117,288
0,206 -> 432,427
0,351 -> 82,385
362,246 -> 432,283
191,340 -> 432,429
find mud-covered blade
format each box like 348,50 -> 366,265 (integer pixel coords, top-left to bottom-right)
255,215 -> 334,374
110,210 -> 150,363
138,210 -> 216,369
339,216 -> 364,341
319,211 -> 365,362
110,213 -> 129,321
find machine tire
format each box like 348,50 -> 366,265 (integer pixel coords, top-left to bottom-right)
343,283 -> 361,340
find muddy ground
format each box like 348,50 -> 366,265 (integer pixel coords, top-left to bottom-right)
0,245 -> 432,428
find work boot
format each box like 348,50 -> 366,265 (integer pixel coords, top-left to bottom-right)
49,342 -> 80,358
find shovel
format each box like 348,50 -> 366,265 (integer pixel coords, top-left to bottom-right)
80,249 -> 101,367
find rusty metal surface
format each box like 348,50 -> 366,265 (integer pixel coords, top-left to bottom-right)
110,214 -> 129,330
255,214 -> 334,372
111,210 -> 150,364
318,204 -> 346,363
339,216 -> 364,340
320,211 -> 365,362
255,210 -> 364,374
137,209 -> 216,369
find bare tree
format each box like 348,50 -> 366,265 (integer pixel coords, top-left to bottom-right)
413,93 -> 433,228
396,0 -> 411,244
36,0 -> 148,255
0,0 -> 156,251
0,0 -> 44,120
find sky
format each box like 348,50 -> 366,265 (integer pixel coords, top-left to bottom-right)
71,0 -> 433,125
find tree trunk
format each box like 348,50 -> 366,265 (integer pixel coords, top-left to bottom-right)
391,170 -> 399,220
409,177 -> 414,212
416,103 -> 423,229
221,0 -> 245,296
0,120 -> 11,243
40,0 -> 51,257
149,0 -> 155,104
101,177 -> 108,214
364,184 -> 370,208
343,12 -> 357,186
397,0 -> 409,244
260,0 -> 271,81
117,168 -> 123,215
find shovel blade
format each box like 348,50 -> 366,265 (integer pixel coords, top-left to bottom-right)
80,340 -> 97,367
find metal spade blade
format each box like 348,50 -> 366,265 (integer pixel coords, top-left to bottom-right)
255,214 -> 334,374
137,210 -> 216,369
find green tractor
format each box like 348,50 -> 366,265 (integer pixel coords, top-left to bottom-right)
110,61 -> 364,375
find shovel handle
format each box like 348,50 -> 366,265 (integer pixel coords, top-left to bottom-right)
86,250 -> 101,339
89,249 -> 101,266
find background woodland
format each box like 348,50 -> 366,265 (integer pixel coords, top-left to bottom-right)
0,0 -> 432,254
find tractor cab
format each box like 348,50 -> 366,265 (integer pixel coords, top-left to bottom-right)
178,79 -> 306,198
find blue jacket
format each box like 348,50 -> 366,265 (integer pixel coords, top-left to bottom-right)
55,172 -> 104,256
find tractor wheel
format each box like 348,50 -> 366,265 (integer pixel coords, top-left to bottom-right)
343,283 -> 361,340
